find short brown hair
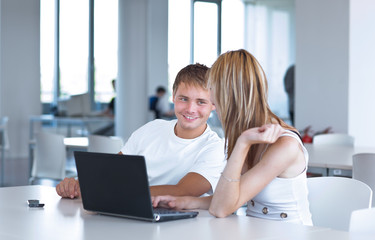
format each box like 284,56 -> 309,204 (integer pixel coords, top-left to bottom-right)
172,63 -> 209,95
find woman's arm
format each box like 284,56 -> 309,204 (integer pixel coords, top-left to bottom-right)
209,124 -> 300,218
152,195 -> 212,210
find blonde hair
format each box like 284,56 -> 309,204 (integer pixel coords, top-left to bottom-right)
208,49 -> 295,168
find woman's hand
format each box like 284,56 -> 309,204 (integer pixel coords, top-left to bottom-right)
151,195 -> 203,210
239,124 -> 284,146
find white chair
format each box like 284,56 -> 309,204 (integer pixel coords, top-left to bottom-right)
30,132 -> 73,186
353,153 -> 375,207
349,207 -> 375,234
307,176 -> 372,231
313,133 -> 354,146
88,135 -> 123,153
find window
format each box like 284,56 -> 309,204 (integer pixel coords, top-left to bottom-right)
59,0 -> 89,97
192,1 -> 219,66
168,0 -> 191,93
169,0 -> 244,81
94,0 -> 118,103
40,0 -> 118,109
244,0 -> 295,120
40,0 -> 55,103
168,0 -> 222,90
168,0 -> 294,122
221,0 -> 244,52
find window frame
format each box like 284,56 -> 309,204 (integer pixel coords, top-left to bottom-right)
191,0 -> 222,64
44,0 -> 116,111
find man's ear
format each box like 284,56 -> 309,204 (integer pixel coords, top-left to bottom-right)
211,103 -> 216,111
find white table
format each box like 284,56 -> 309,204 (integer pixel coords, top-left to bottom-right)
0,185 -> 365,240
29,115 -> 114,139
64,137 -> 89,149
306,144 -> 375,170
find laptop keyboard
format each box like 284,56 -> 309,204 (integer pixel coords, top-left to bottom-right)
153,208 -> 186,214
153,207 -> 199,221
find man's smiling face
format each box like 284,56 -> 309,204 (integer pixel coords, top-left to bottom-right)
173,82 -> 215,139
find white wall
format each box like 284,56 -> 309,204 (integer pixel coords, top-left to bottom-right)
348,0 -> 375,147
116,0 -> 168,140
295,0 -> 350,134
0,0 -> 41,158
296,0 -> 375,147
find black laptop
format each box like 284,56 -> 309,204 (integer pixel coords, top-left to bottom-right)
74,151 -> 199,222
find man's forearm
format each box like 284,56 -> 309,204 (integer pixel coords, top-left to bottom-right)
150,173 -> 212,197
150,185 -> 202,197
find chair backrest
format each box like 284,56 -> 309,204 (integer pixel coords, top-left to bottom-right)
32,132 -> 66,179
0,116 -> 10,150
350,207 -> 375,233
313,133 -> 354,146
353,153 -> 375,207
88,135 -> 123,153
307,176 -> 372,231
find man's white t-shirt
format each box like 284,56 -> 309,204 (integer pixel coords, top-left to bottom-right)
120,119 -> 226,193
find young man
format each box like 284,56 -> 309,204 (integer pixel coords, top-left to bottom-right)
56,64 -> 226,199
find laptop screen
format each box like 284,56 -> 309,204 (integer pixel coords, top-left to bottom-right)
74,151 -> 155,220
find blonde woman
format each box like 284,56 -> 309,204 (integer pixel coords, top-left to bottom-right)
152,49 -> 312,225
